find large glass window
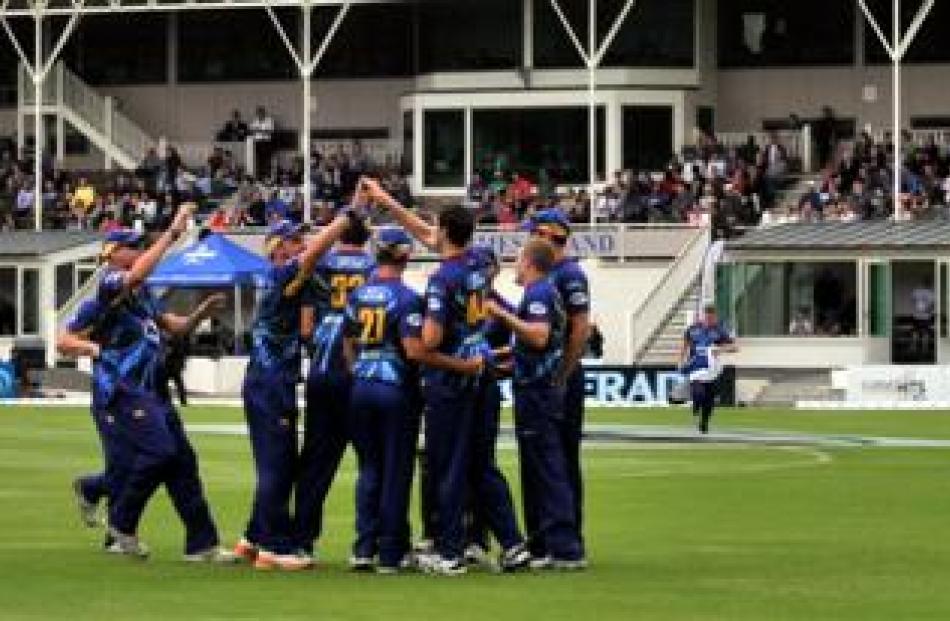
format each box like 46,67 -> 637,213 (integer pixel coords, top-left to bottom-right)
535,0 -> 695,69
622,105 -> 674,171
318,4 -> 413,78
472,107 -> 605,186
722,262 -> 857,337
55,263 -> 74,310
0,268 -> 15,336
418,0 -> 520,72
62,14 -> 167,85
868,263 -> 890,337
402,110 -> 414,174
21,269 -> 38,335
179,10 -> 297,82
423,109 -> 464,188
718,1 -> 854,67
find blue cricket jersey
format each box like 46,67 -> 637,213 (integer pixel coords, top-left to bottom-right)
548,257 -> 590,340
67,270 -> 164,406
309,248 -> 375,377
483,291 -> 515,349
512,279 -> 566,386
423,252 -> 490,387
247,257 -> 311,382
683,322 -> 734,382
344,276 -> 422,387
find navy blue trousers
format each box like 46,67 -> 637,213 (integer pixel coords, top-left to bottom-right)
243,373 -> 299,554
77,407 -> 129,507
514,383 -> 582,561
423,380 -> 478,561
349,380 -> 419,567
561,367 -> 586,549
466,381 -> 524,552
691,380 -> 716,433
292,369 -> 351,553
108,391 -> 219,554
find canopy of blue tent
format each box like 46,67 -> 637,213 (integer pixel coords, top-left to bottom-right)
148,233 -> 269,288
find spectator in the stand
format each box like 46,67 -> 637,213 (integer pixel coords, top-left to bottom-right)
221,110 -> 249,142
70,177 -> 96,214
467,173 -> 488,209
814,106 -> 838,168
265,190 -> 288,222
247,190 -> 266,226
507,173 -> 534,217
788,306 -> 814,336
250,105 -> 275,178
15,180 -> 33,217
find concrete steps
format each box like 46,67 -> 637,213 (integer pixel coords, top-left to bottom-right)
637,283 -> 700,367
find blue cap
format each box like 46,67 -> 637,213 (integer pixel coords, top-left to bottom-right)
531,208 -> 572,239
375,227 -> 414,259
468,244 -> 499,269
266,219 -> 309,241
104,229 -> 145,246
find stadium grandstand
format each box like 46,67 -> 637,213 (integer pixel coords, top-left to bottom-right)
2,0 -> 950,404
3,2 -> 950,618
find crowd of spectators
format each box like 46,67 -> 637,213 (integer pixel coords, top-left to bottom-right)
769,132 -> 950,225
466,131 -> 793,240
0,136 -> 411,233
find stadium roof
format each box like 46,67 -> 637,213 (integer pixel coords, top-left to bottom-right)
0,231 -> 100,257
0,0 -> 392,17
727,221 -> 950,251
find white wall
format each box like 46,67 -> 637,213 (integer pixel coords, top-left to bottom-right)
717,64 -> 950,132
101,77 -> 414,146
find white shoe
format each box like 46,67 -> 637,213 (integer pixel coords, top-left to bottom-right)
349,555 -> 375,572
105,528 -> 149,559
499,544 -> 531,572
72,479 -> 102,528
184,546 -> 241,564
424,557 -> 467,576
464,544 -> 493,569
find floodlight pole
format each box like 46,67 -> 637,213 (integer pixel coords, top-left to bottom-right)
302,1 -> 312,222
549,0 -> 637,226
33,4 -> 42,231
265,1 -> 349,223
857,0 -> 934,221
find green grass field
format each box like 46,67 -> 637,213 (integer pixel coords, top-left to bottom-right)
1,405 -> 949,620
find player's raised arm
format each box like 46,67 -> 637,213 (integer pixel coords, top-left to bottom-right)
360,176 -> 438,250
123,203 -> 195,291
296,211 -> 360,276
159,292 -> 227,337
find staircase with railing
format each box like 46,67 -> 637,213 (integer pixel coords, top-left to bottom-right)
19,62 -> 154,170
628,227 -> 710,364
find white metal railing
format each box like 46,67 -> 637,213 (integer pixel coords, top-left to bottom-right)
870,127 -> 950,149
59,64 -> 107,135
628,226 -> 711,362
110,107 -> 152,166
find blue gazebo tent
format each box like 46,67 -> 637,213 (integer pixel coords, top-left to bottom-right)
148,233 -> 270,351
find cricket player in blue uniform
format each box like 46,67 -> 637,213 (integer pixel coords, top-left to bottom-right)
679,303 -> 738,434
292,217 -> 375,558
486,238 -> 584,569
343,227 -> 423,574
523,208 -> 591,561
361,177 -> 516,575
234,212 -> 356,571
62,290 -> 225,534
462,245 -> 530,571
60,208 -> 234,562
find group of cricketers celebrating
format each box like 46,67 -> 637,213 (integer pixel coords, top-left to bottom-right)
59,176 -> 591,576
